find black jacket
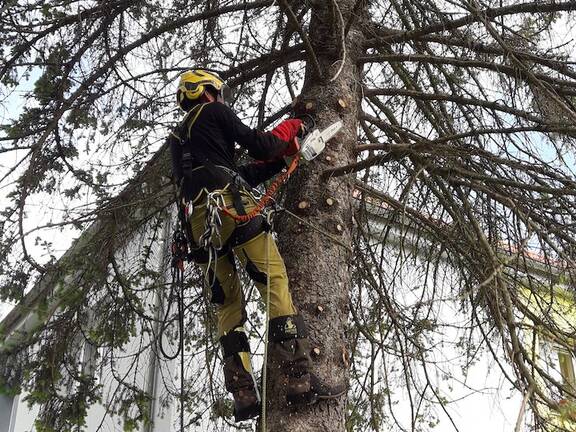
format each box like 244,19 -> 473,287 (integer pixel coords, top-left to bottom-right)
169,102 -> 288,201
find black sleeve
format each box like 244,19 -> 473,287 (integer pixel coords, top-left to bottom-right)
168,132 -> 183,184
237,159 -> 286,187
213,102 -> 288,160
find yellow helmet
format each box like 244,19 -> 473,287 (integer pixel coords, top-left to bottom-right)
176,69 -> 225,111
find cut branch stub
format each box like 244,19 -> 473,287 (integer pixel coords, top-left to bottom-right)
342,346 -> 349,368
297,200 -> 310,213
292,98 -> 317,116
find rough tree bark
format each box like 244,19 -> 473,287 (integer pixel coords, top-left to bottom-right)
269,1 -> 367,431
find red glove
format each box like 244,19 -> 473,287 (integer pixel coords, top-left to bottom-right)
271,118 -> 303,156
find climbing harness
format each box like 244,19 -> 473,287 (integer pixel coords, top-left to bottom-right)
177,103 -> 250,217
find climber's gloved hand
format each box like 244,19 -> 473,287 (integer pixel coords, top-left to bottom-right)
298,116 -> 314,139
284,136 -> 300,157
271,118 -> 303,157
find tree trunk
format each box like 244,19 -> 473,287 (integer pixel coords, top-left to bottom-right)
268,1 -> 366,431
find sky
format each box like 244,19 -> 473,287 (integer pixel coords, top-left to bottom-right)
0,71 -> 39,320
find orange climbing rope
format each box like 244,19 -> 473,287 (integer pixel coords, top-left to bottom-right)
221,152 -> 301,222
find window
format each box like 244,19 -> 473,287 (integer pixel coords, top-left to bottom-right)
540,339 -> 576,400
558,349 -> 576,395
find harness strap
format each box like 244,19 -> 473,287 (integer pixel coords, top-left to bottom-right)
179,102 -> 247,216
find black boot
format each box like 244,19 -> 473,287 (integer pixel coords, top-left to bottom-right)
220,328 -> 261,421
269,315 -> 347,406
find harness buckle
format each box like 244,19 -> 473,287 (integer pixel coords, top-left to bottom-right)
171,229 -> 189,271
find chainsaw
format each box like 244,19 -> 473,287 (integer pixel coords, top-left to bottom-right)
297,116 -> 343,161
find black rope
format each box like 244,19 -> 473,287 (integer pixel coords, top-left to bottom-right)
179,264 -> 185,432
159,230 -> 187,360
158,229 -> 188,431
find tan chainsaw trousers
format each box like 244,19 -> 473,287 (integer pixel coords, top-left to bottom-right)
189,190 -> 297,337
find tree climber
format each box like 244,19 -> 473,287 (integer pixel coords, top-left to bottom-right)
168,69 -> 345,421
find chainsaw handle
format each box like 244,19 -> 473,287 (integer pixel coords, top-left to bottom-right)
296,114 -> 316,139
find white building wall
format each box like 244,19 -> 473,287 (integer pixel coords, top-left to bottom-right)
0,394 -> 15,432
1,215 -> 178,431
9,394 -> 39,432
